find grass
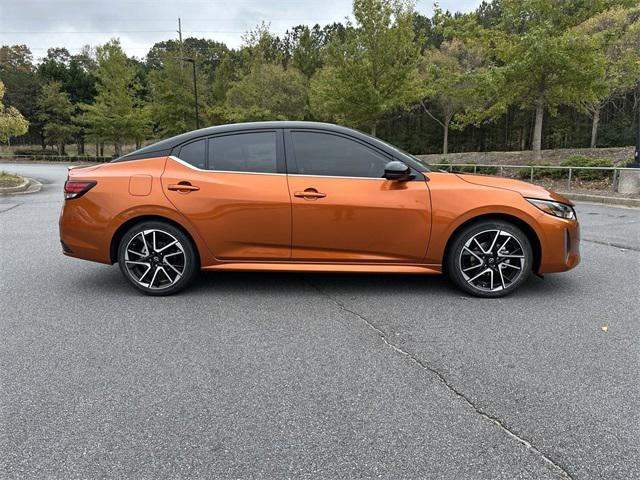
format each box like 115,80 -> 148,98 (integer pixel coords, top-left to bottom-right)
0,171 -> 25,188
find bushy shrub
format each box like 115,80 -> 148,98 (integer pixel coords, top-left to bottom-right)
517,156 -> 614,182
560,156 -> 614,181
517,163 -> 562,180
12,148 -> 67,156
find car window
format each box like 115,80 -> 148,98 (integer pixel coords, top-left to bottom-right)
291,131 -> 389,178
177,139 -> 206,169
208,132 -> 277,173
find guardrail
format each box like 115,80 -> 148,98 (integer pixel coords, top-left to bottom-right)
427,163 -> 639,192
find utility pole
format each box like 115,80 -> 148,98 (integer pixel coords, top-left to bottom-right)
181,58 -> 200,129
634,96 -> 640,167
177,18 -> 183,59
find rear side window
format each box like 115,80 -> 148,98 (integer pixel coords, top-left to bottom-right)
177,139 -> 206,169
291,131 -> 389,178
208,132 -> 277,173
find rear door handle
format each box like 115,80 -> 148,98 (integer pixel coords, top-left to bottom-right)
294,188 -> 326,199
168,183 -> 200,192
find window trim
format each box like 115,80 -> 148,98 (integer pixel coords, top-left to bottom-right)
175,138 -> 207,170
174,129 -> 285,175
284,129 -> 424,181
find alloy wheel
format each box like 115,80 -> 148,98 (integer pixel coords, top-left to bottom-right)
458,229 -> 526,293
123,229 -> 187,290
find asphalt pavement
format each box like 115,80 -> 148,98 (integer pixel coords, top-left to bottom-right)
1,162 -> 639,479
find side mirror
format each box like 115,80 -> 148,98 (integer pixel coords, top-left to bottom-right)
384,161 -> 413,181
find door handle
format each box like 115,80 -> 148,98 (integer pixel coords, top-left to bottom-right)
294,189 -> 326,199
168,183 -> 200,192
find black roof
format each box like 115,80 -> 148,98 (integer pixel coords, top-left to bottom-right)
114,121 -> 427,172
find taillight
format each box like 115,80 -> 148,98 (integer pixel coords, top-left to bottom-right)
64,180 -> 96,199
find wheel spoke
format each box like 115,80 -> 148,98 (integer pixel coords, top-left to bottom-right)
138,264 -> 152,282
148,266 -> 160,288
473,237 -> 488,254
126,260 -> 150,266
139,232 -> 150,255
127,248 -> 146,257
498,267 -> 506,289
463,246 -> 483,263
468,268 -> 491,283
164,260 -> 182,276
462,263 -> 483,273
156,240 -> 178,253
487,230 -> 500,254
502,262 -> 521,270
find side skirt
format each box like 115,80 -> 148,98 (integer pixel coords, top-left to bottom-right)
201,262 -> 442,274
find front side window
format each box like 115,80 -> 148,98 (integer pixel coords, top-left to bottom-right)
208,132 -> 277,173
177,139 -> 206,169
291,131 -> 389,178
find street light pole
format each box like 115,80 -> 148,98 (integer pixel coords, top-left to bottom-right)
181,57 -> 200,130
634,97 -> 640,167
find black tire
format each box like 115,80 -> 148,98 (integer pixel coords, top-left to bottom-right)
117,220 -> 198,296
446,220 -> 532,298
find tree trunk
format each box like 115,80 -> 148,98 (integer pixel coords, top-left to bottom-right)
370,122 -> 377,137
114,143 -> 121,157
590,107 -> 600,148
95,142 -> 99,157
57,141 -> 63,155
78,138 -> 85,155
99,143 -> 104,157
443,113 -> 452,155
532,96 -> 544,160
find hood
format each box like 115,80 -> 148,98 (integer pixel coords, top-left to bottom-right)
455,173 -> 573,205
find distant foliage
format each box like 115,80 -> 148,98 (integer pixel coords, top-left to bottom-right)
0,0 -> 639,157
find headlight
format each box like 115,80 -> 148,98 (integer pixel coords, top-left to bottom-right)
526,198 -> 576,220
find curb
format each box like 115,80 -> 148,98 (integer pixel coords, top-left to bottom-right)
0,176 -> 29,194
558,192 -> 640,208
0,177 -> 43,196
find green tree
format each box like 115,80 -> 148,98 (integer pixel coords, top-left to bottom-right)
36,81 -> 78,154
218,62 -> 308,122
310,0 -> 421,135
80,39 -> 149,156
419,39 -> 484,153
460,0 -> 627,157
0,45 -> 34,73
0,45 -> 40,146
148,53 -> 208,137
0,80 -> 28,143
576,6 -> 640,147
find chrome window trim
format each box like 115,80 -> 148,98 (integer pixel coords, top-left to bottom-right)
287,173 -> 386,181
168,156 -> 286,176
169,156 -> 418,181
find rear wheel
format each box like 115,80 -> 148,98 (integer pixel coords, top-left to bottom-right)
446,220 -> 532,298
117,221 -> 198,295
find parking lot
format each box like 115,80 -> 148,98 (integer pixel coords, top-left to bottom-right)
1,162 -> 639,479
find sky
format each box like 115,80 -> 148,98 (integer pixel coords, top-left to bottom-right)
0,0 -> 482,60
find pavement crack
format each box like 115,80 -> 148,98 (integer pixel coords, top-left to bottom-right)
0,203 -> 20,213
306,279 -> 574,480
582,238 -> 640,252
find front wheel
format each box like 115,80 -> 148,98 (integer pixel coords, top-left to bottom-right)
117,221 -> 198,295
446,220 -> 532,298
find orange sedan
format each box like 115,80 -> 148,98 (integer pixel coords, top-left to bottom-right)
59,121 -> 580,297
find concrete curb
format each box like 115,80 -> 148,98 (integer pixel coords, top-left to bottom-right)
0,177 -> 43,196
0,176 -> 29,194
558,192 -> 640,208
